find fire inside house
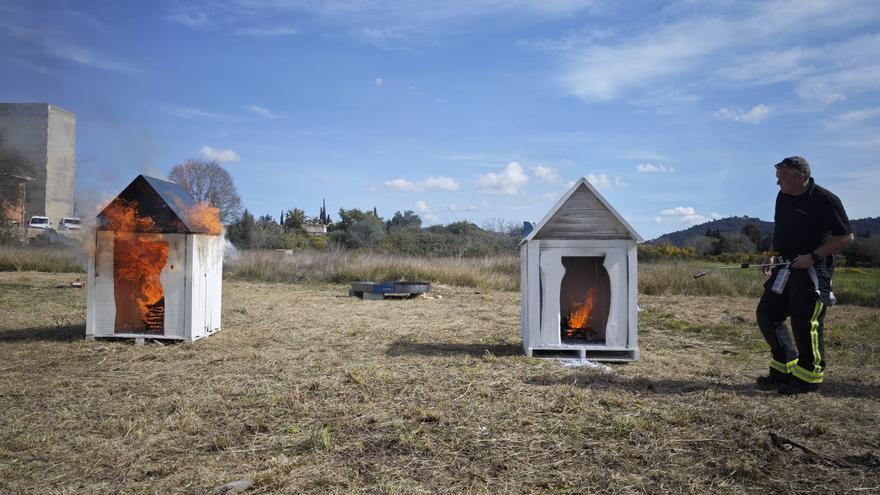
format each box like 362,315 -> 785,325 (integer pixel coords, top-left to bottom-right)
86,175 -> 224,341
521,177 -> 642,361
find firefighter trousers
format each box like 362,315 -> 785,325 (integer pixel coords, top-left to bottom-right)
756,267 -> 828,384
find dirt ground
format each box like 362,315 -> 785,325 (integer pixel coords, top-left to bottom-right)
1,271 -> 879,494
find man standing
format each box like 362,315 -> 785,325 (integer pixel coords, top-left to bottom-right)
756,156 -> 853,394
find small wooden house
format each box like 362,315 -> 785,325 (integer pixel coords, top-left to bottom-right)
86,175 -> 223,342
521,177 -> 643,361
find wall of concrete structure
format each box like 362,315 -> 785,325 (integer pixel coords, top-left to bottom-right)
46,106 -> 76,224
0,103 -> 76,227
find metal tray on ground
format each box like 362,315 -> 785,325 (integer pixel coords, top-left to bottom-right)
350,281 -> 431,300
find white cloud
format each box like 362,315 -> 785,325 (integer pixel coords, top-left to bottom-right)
247,105 -> 276,119
414,200 -> 440,222
235,26 -> 297,37
167,1 -> 599,41
825,107 -> 880,129
375,77 -> 384,87
654,206 -> 722,225
476,162 -> 529,195
715,104 -> 769,124
48,44 -> 142,75
532,165 -> 561,184
385,176 -> 459,192
795,64 -> 880,105
587,174 -> 627,190
636,163 -> 675,174
167,106 -> 230,120
586,173 -> 611,190
200,145 -> 240,163
552,1 -> 880,102
832,107 -> 880,123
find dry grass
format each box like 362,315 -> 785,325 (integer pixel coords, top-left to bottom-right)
1,271 -> 879,494
4,248 -> 877,307
0,245 -> 85,273
225,250 -> 520,291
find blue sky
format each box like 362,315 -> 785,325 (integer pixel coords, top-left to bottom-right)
2,0 -> 878,239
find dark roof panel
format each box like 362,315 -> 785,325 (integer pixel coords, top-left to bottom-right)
97,175 -> 209,234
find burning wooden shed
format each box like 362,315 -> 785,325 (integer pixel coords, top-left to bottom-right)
521,177 -> 642,361
86,175 -> 224,342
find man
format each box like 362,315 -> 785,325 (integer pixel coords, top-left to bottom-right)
756,156 -> 853,395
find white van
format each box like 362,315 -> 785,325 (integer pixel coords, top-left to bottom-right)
28,216 -> 52,229
60,217 -> 82,230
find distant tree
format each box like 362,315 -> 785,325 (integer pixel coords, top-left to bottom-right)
226,209 -> 256,248
740,223 -> 762,251
840,237 -> 880,267
319,199 -> 331,225
331,208 -> 385,247
386,210 -> 422,232
283,208 -> 306,232
686,235 -> 718,258
713,233 -> 756,255
443,221 -> 482,236
168,159 -> 242,223
258,214 -> 276,226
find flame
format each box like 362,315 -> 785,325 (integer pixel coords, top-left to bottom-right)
102,199 -> 158,232
567,287 -> 596,330
114,236 -> 168,333
187,201 -> 222,235
102,200 -> 168,334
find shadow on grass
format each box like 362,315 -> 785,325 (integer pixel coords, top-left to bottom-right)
0,324 -> 85,342
526,373 -> 880,399
386,339 -> 521,357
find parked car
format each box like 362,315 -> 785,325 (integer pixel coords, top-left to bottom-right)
59,217 -> 82,230
27,216 -> 52,229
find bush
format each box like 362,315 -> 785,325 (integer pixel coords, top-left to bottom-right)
638,243 -> 695,261
840,237 -> 880,267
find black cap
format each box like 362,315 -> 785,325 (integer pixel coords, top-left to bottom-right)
775,156 -> 811,178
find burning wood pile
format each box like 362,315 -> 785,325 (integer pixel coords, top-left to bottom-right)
86,175 -> 224,342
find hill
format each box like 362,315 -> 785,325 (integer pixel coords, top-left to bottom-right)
651,216 -> 880,246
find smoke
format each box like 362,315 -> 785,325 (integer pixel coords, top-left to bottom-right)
223,236 -> 239,263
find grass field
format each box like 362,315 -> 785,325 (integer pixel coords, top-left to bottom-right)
3,246 -> 878,307
1,271 -> 879,494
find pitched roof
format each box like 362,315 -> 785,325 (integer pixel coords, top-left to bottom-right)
522,177 -> 643,243
97,175 -> 209,234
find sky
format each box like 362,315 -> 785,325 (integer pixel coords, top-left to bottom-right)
1,0 -> 879,240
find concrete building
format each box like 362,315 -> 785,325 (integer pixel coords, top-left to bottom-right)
0,103 -> 76,226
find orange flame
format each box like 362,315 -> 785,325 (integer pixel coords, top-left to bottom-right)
102,199 -> 158,232
173,198 -> 222,235
187,202 -> 222,235
102,200 -> 168,334
568,287 -> 596,330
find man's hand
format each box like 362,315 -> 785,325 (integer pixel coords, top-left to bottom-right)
762,256 -> 775,277
791,254 -> 814,269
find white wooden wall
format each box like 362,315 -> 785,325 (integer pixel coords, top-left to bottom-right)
86,232 -> 223,341
520,239 -> 639,361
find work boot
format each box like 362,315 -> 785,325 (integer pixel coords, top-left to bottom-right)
755,370 -> 790,390
778,379 -> 820,395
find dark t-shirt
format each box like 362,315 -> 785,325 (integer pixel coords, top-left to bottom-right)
772,178 -> 851,264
